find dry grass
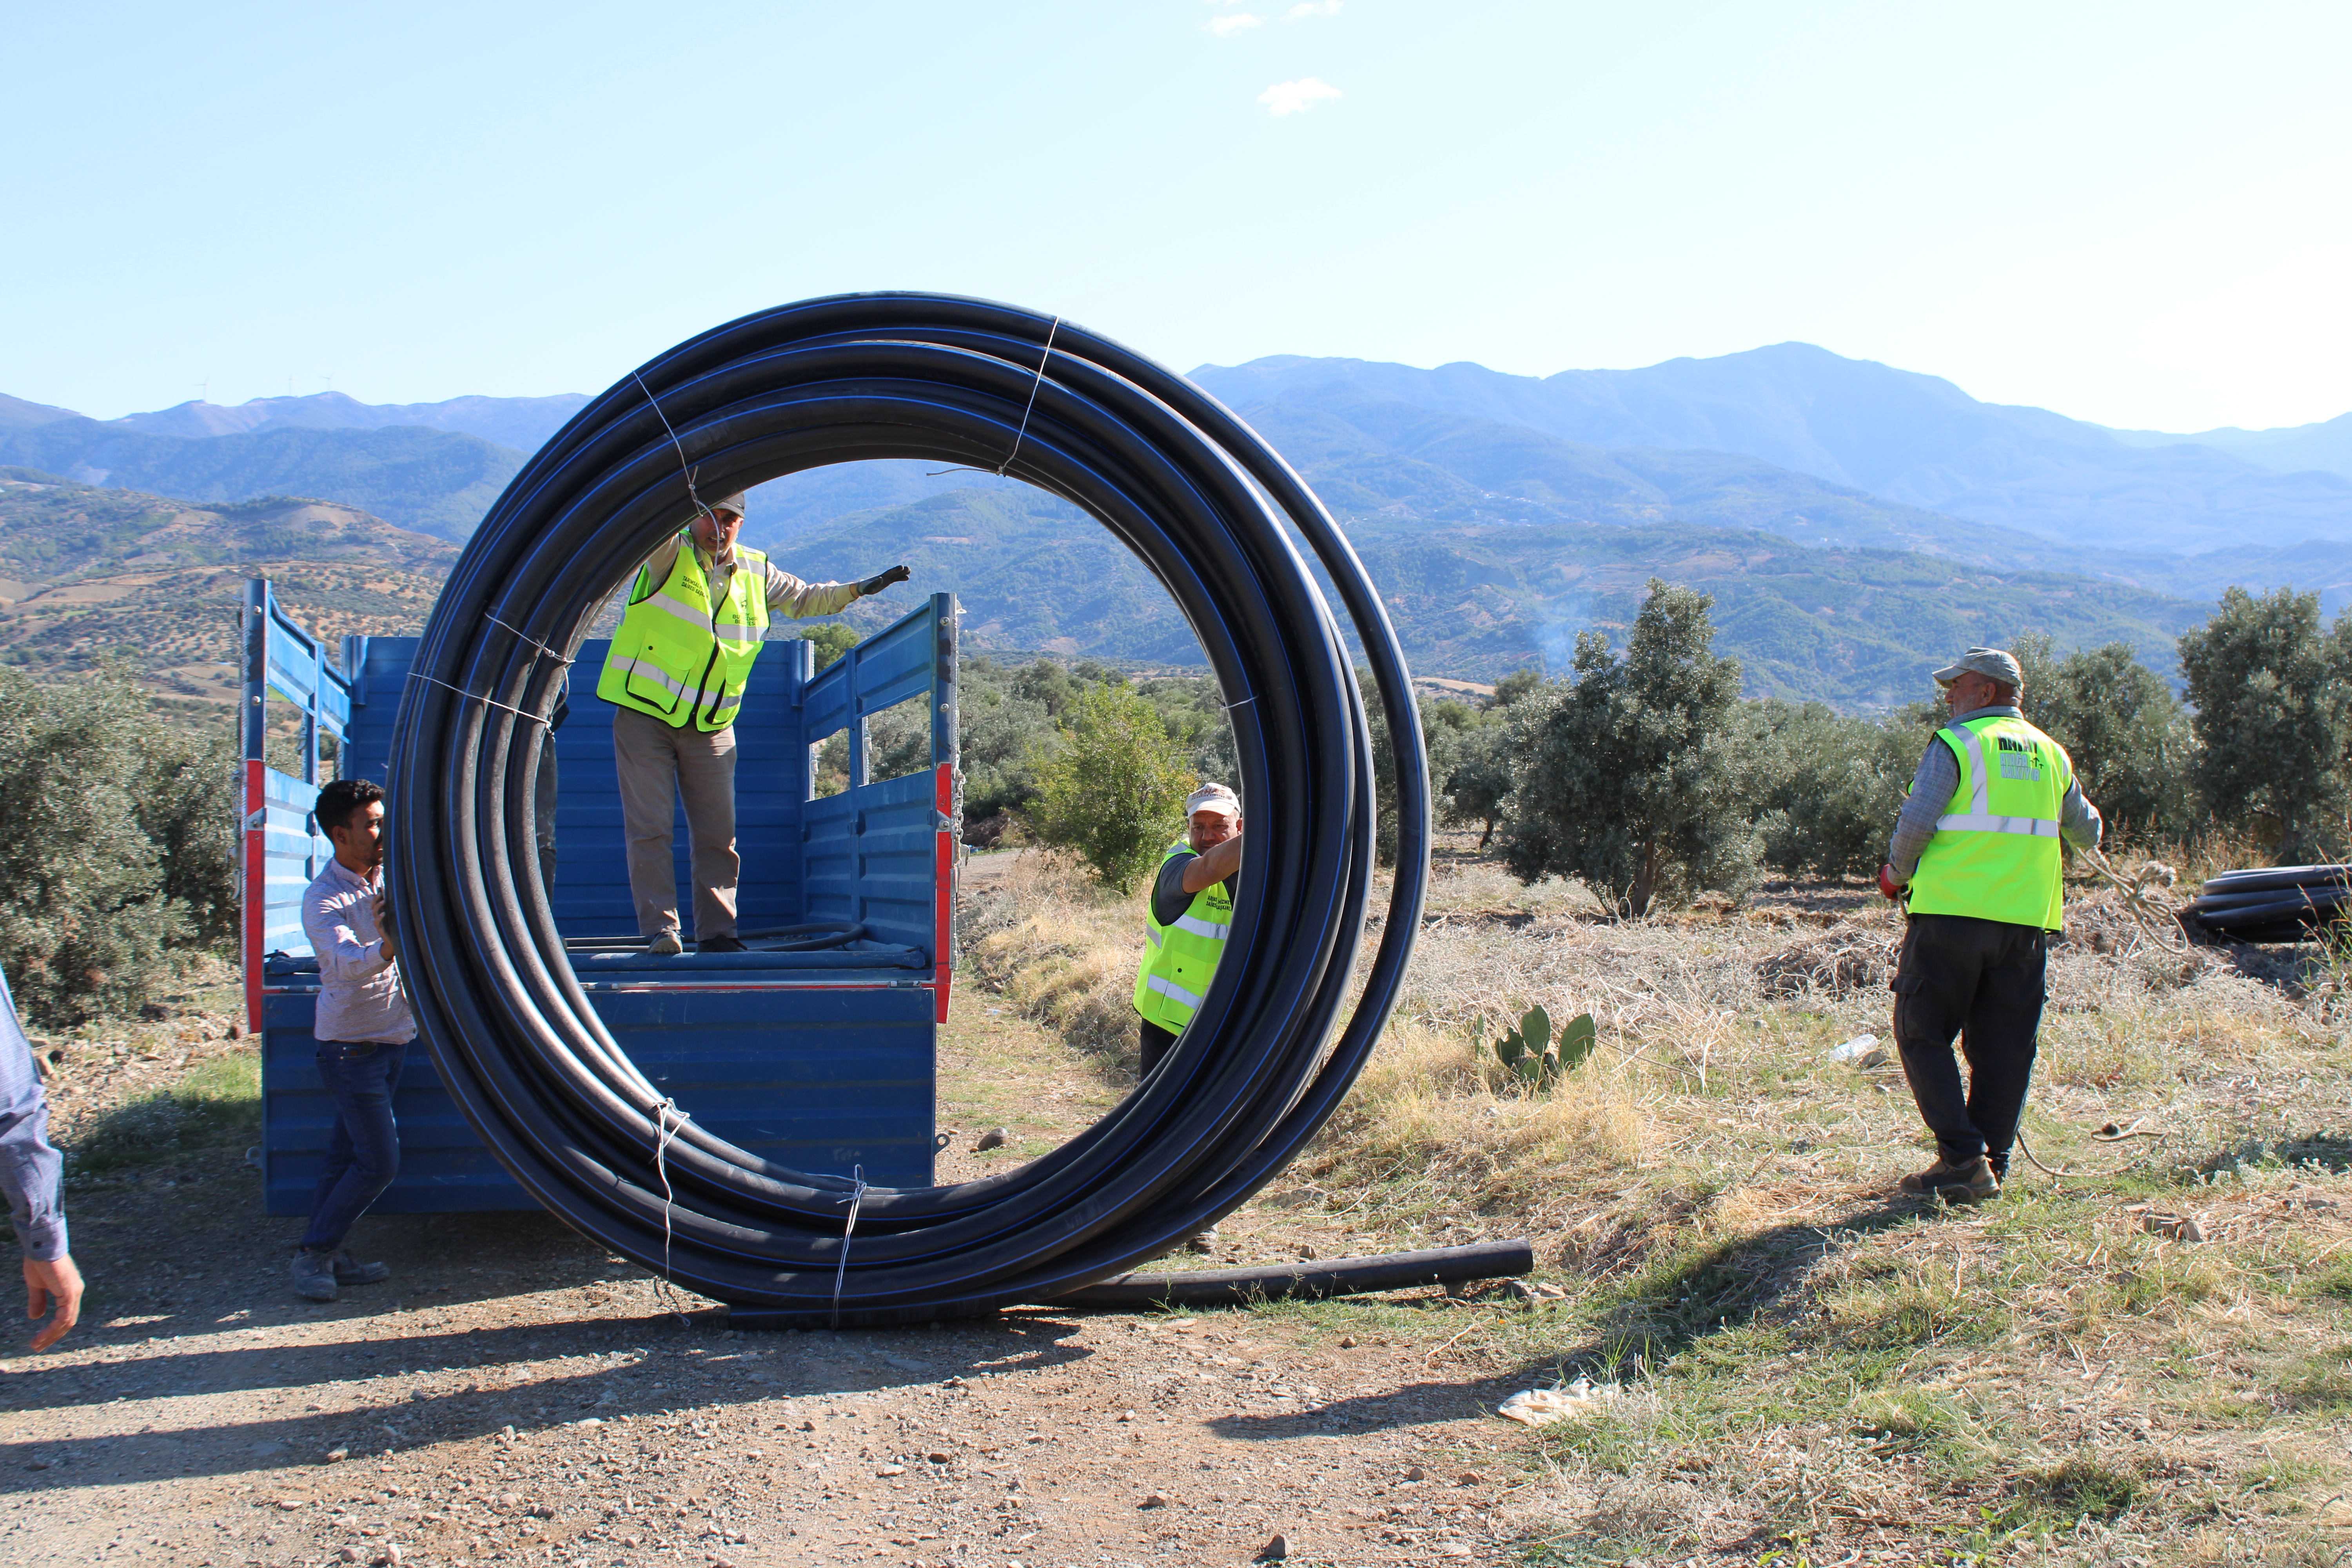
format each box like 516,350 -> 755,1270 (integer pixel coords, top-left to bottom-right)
959,847 -> 1147,1062
962,835 -> 2352,1562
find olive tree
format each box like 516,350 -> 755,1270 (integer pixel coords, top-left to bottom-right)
0,666 -> 204,1024
1747,701 -> 1918,878
2175,587 -> 2352,858
1503,580 -> 1759,915
2013,634 -> 2197,843
1031,682 -> 1195,893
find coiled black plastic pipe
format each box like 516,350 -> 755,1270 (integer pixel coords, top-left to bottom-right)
387,294 -> 1429,1325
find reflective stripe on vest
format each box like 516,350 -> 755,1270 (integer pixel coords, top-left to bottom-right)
1144,973 -> 1205,1010
594,537 -> 772,731
1134,838 -> 1232,1033
1906,713 -> 2073,931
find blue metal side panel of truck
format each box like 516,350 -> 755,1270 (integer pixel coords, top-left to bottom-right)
248,581 -> 956,1218
260,992 -> 535,1212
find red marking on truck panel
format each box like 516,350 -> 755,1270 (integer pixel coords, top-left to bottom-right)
933,762 -> 955,1023
243,757 -> 267,1034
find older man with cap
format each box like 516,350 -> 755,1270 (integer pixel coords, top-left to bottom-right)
597,493 -> 910,954
1878,646 -> 2102,1203
1133,783 -> 1245,1078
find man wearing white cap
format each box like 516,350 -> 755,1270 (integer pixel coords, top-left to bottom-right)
1133,782 -> 1245,1076
1878,646 -> 2102,1203
596,493 -> 910,953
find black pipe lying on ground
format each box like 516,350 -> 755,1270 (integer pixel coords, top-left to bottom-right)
724,1241 -> 1536,1325
387,293 -> 1430,1326
2186,864 -> 2352,943
1046,1239 -> 1537,1310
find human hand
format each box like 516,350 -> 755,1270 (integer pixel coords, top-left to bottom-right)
24,1255 -> 82,1352
858,564 -> 912,595
374,895 -> 399,963
1878,863 -> 1905,902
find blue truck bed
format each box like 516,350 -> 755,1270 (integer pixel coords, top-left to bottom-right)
240,581 -> 959,1214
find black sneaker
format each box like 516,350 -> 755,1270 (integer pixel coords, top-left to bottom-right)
698,935 -> 748,954
332,1250 -> 391,1286
291,1249 -> 338,1302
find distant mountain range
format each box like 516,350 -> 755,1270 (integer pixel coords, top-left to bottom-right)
1188,345 -> 2352,557
0,405 -> 524,539
769,485 -> 2202,705
5,342 -> 2351,703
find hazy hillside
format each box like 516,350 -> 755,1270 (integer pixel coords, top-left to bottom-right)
0,421 -> 523,538
0,394 -> 82,429
0,471 -> 457,711
769,484 -> 2207,704
1191,345 -> 2352,556
1236,398 -> 2079,565
2111,410 -> 2352,480
0,469 -> 458,586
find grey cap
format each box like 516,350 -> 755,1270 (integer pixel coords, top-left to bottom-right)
1932,646 -> 2023,690
707,492 -> 748,520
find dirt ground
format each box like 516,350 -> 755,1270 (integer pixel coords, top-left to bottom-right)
0,854 -> 1538,1568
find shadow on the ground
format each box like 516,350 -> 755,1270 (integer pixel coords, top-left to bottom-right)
0,1294 -> 1091,1492
1523,1195 -> 1922,1383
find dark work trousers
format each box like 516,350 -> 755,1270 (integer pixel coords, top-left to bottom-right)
1139,1018 -> 1180,1078
1890,913 -> 2049,1178
301,1039 -> 408,1252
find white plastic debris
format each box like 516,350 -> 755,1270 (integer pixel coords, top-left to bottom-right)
1495,1377 -> 1617,1426
1826,1034 -> 1889,1067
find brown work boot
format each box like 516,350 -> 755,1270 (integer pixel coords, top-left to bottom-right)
1897,1154 -> 2000,1204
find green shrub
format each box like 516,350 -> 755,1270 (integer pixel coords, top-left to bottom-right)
1747,701 -> 1918,878
1031,682 -> 1194,893
0,664 -> 205,1025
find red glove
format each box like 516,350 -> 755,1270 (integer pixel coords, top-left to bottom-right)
1878,863 -> 1904,902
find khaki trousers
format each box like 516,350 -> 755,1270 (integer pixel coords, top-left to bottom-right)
612,705 -> 739,940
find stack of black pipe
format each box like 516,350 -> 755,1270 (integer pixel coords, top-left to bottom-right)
386,293 -> 1429,1326
2185,865 -> 2352,943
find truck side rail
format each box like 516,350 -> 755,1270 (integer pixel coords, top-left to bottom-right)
801,592 -> 960,1020
240,579 -> 353,1030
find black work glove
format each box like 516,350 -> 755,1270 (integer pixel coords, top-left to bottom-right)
858,564 -> 912,596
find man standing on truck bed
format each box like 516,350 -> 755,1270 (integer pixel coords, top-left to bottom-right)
1878,647 -> 2102,1205
294,777 -> 410,1302
597,492 -> 911,954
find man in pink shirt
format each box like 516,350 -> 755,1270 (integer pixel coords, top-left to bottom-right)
292,778 -> 414,1302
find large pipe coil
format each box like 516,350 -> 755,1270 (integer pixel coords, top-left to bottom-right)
387,293 -> 1430,1325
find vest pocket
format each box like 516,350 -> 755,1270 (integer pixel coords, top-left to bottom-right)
625,643 -> 684,715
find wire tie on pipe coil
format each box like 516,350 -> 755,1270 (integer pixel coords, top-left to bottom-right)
402,670 -> 551,726
486,613 -> 573,666
652,1096 -> 690,1325
830,1163 -> 869,1330
631,369 -> 719,530
926,315 -> 1062,479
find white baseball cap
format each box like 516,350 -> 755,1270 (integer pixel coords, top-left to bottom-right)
1185,782 -> 1241,818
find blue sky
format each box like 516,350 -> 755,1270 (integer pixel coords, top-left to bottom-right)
6,1 -> 2347,432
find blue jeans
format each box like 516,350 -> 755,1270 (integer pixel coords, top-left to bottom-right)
301,1039 -> 408,1252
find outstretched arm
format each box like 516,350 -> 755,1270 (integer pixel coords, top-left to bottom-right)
1181,831 -> 1243,894
764,564 -> 913,622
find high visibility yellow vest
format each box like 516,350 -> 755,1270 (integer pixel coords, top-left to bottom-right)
1133,839 -> 1233,1033
1907,713 -> 2073,931
594,535 -> 772,732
